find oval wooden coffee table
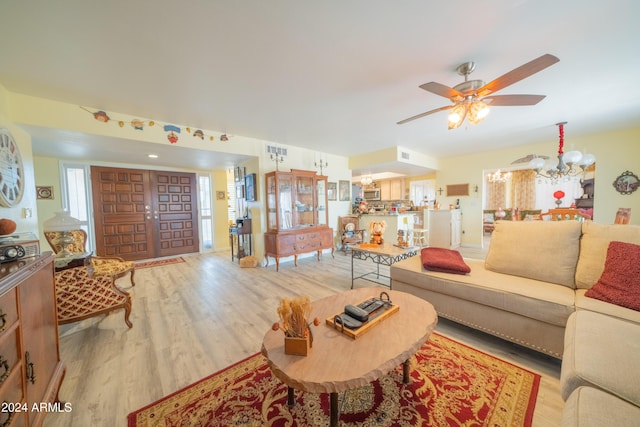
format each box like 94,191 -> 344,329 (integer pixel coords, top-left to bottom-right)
261,287 -> 438,427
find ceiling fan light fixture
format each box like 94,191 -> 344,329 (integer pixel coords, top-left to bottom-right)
467,100 -> 490,125
447,104 -> 466,129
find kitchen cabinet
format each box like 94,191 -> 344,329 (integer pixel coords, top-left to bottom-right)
378,178 -> 405,200
264,169 -> 334,271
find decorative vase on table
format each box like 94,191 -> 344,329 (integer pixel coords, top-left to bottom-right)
272,296 -> 319,357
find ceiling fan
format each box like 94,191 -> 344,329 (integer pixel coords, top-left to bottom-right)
397,54 -> 560,129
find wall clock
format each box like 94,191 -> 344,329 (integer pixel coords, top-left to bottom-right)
0,129 -> 25,207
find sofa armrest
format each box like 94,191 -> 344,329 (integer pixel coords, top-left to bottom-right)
575,290 -> 640,325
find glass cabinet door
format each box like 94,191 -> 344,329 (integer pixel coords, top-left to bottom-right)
266,174 -> 277,230
278,174 -> 293,229
316,177 -> 327,226
294,175 -> 314,227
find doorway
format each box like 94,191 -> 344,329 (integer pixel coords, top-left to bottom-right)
91,166 -> 200,260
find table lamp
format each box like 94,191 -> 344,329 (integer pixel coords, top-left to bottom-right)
43,211 -> 81,258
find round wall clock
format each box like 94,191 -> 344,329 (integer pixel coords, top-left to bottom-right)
0,129 -> 25,207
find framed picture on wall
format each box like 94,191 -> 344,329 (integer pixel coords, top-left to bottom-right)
327,182 -> 337,201
216,191 -> 226,200
339,180 -> 350,201
36,186 -> 54,200
245,173 -> 257,201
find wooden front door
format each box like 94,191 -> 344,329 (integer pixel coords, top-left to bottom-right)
91,166 -> 199,260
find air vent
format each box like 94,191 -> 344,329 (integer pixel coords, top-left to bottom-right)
401,152 -> 410,160
266,145 -> 287,156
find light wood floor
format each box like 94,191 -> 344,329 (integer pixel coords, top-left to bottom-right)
46,248 -> 563,427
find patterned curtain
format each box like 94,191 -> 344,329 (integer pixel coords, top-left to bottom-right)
486,179 -> 507,210
510,169 -> 536,209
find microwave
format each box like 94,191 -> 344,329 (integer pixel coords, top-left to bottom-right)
363,189 -> 381,200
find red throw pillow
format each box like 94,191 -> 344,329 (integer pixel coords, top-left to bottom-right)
585,241 -> 640,312
421,247 -> 471,275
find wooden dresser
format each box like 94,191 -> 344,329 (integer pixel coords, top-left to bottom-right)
264,169 -> 334,271
0,252 -> 66,426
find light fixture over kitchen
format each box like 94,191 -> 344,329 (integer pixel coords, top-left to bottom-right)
360,175 -> 373,186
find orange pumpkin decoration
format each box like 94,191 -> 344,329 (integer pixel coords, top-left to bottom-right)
0,218 -> 17,235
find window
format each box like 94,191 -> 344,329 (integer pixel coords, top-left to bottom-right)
60,163 -> 94,250
198,175 -> 213,250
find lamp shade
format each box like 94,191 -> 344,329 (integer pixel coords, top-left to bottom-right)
578,153 -> 596,167
43,211 -> 81,232
562,150 -> 582,165
528,157 -> 546,170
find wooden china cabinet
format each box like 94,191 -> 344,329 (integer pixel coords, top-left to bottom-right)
264,169 -> 334,271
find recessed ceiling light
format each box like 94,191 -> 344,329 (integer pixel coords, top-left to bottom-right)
148,154 -> 159,159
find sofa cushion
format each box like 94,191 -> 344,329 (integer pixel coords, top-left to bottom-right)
584,241 -> 640,311
575,221 -> 640,289
561,387 -> 640,427
391,256 -> 575,327
420,247 -> 470,274
485,221 -> 582,288
561,310 -> 640,406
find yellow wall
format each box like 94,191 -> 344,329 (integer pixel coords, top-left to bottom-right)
0,85 -> 39,237
13,91 -> 354,262
5,84 -> 640,259
436,125 -> 640,246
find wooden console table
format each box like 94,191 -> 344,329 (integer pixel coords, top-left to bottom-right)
229,219 -> 252,261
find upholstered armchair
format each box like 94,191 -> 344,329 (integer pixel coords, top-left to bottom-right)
44,229 -> 136,286
55,266 -> 133,328
339,216 -> 364,253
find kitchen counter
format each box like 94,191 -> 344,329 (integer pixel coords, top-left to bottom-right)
359,213 -> 417,245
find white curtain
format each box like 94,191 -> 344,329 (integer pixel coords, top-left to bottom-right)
534,177 -> 582,212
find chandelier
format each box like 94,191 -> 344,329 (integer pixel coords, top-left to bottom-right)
528,122 -> 595,182
360,175 -> 373,186
447,98 -> 490,129
487,169 -> 512,183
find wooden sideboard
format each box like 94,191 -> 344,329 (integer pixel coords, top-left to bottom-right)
0,252 -> 66,426
264,227 -> 334,271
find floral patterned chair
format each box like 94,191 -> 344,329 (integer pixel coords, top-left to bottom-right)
55,266 -> 133,328
44,229 -> 136,286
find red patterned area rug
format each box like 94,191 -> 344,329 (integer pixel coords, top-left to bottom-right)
135,257 -> 185,269
127,333 -> 540,427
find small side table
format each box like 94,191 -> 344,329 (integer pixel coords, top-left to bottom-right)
229,219 -> 252,261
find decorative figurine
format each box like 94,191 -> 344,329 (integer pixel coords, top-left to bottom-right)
369,221 -> 386,245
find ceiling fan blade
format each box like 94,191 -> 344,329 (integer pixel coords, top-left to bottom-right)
397,105 -> 453,125
483,94 -> 546,106
477,54 -> 559,96
419,82 -> 464,100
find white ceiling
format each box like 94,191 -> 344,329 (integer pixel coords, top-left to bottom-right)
1,1 -> 639,176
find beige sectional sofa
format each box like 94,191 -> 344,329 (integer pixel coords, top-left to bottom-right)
390,220 -> 640,359
560,310 -> 640,426
391,219 -> 640,425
